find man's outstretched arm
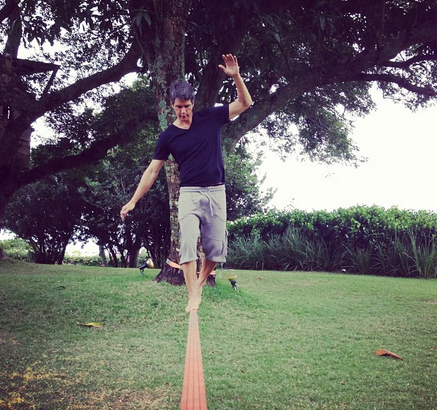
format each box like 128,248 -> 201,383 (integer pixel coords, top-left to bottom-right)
120,159 -> 165,220
219,54 -> 253,120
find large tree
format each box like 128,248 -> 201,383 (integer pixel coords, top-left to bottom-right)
1,0 -> 437,268
4,172 -> 86,264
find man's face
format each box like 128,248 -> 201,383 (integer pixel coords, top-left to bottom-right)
172,98 -> 194,123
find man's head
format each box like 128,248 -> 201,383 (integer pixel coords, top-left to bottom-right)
170,80 -> 195,126
169,80 -> 195,105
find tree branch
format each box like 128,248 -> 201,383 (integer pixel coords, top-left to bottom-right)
18,131 -> 135,188
355,72 -> 437,96
0,1 -> 18,25
3,43 -> 142,158
381,54 -> 437,69
36,43 -> 141,116
3,56 -> 60,75
223,17 -> 437,146
223,80 -> 304,147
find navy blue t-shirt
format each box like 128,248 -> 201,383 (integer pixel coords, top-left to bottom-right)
153,105 -> 230,187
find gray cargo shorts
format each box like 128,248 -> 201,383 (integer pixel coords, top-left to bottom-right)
178,185 -> 227,265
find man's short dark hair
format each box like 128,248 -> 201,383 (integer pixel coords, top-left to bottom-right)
170,80 -> 195,104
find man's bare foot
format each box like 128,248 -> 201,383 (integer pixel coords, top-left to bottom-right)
185,294 -> 200,313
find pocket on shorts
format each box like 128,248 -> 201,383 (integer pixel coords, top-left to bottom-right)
202,236 -> 227,262
211,191 -> 227,222
178,192 -> 197,221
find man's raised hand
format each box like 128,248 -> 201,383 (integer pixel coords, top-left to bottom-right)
218,54 -> 240,78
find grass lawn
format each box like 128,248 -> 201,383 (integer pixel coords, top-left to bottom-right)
0,259 -> 436,410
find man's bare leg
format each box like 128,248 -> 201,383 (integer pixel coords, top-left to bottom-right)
182,260 -> 199,312
196,259 -> 217,305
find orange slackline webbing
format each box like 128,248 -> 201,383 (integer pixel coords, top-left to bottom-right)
180,310 -> 208,410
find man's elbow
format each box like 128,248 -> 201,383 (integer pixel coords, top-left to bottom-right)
148,167 -> 161,182
240,97 -> 253,111
229,98 -> 253,119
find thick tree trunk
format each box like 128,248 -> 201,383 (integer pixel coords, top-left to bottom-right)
99,245 -> 108,267
154,158 -> 185,285
0,177 -> 15,261
128,246 -> 140,268
108,248 -> 118,267
0,247 -> 6,261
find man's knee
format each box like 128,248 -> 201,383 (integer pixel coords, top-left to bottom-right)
202,236 -> 227,263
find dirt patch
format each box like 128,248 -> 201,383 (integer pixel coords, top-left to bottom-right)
112,387 -> 178,410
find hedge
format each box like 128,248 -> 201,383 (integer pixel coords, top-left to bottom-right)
226,205 -> 437,278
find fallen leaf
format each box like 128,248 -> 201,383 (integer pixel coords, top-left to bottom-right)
77,322 -> 104,328
375,349 -> 403,360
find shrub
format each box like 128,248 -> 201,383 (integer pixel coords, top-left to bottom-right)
0,238 -> 32,262
63,256 -> 103,266
227,206 -> 437,278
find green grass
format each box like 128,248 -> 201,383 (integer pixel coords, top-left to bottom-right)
1,259 -> 436,409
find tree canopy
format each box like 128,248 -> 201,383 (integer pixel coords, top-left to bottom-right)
2,0 -> 437,261
4,172 -> 86,264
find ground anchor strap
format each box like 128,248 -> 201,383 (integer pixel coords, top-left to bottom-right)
180,310 -> 208,410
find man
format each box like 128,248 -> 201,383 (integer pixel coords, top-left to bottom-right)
120,54 -> 252,312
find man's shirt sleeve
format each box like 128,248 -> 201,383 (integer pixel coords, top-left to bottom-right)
153,132 -> 170,160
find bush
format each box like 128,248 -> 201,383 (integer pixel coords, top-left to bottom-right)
0,238 -> 32,262
63,256 -> 102,266
227,206 -> 437,278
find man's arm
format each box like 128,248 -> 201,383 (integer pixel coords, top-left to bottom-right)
219,54 -> 253,120
120,159 -> 165,220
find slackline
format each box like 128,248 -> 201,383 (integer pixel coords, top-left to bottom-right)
180,310 -> 208,410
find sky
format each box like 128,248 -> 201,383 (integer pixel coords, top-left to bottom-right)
253,89 -> 437,213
